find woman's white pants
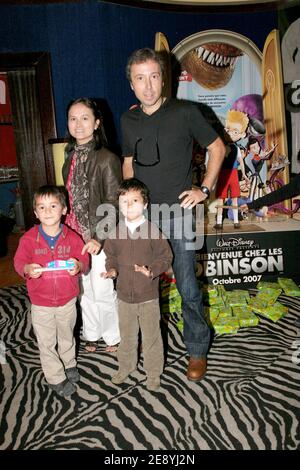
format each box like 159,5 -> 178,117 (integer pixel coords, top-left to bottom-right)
80,250 -> 120,346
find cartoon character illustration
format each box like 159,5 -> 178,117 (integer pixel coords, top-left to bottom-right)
245,136 -> 277,201
214,109 -> 250,230
231,94 -> 266,141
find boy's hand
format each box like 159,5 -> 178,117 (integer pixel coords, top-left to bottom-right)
25,264 -> 43,278
134,264 -> 153,278
82,239 -> 101,256
101,268 -> 118,279
67,258 -> 82,276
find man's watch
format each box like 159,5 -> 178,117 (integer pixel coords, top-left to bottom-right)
200,185 -> 210,198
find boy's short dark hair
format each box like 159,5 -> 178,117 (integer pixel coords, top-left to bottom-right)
117,178 -> 149,205
33,185 -> 67,209
247,136 -> 260,149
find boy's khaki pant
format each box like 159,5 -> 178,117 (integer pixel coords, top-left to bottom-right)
117,298 -> 164,378
31,298 -> 77,385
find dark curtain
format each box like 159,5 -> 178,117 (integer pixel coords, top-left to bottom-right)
7,69 -> 47,229
0,3 -> 277,140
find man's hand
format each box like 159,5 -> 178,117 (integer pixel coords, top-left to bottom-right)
101,268 -> 118,279
179,188 -> 207,209
82,239 -> 101,256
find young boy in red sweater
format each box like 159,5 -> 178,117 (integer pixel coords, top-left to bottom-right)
14,185 -> 89,397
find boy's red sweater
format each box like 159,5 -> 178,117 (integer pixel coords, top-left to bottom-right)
14,225 -> 89,307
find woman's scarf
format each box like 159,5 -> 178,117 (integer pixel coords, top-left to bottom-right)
69,140 -> 94,242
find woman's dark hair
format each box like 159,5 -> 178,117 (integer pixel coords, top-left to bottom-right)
117,178 -> 149,204
65,97 -> 108,152
126,48 -> 165,82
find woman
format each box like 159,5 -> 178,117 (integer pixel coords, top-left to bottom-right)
62,98 -> 121,353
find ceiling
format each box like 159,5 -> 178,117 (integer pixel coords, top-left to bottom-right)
0,0 -> 298,11
0,0 -> 298,5
133,0 -> 296,4
99,0 -> 299,11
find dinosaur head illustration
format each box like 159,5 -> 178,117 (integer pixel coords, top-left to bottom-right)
181,42 -> 243,90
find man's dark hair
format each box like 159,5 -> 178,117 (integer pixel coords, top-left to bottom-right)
117,178 -> 149,204
126,48 -> 165,81
33,185 -> 67,209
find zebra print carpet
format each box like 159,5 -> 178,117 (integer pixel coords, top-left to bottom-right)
0,285 -> 299,450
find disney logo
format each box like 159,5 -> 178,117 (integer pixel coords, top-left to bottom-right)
216,238 -> 255,248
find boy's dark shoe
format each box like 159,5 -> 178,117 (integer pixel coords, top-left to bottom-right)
66,367 -> 80,383
62,380 -> 76,397
49,379 -> 76,397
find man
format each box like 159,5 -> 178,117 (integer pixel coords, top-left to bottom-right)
121,48 -> 225,381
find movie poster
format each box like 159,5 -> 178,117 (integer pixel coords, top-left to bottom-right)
196,229 -> 300,289
177,44 -> 262,119
176,41 -> 280,206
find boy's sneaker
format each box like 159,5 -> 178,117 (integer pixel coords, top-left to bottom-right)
62,380 -> 76,397
66,367 -> 80,383
49,379 -> 76,397
146,377 -> 160,392
112,369 -> 134,385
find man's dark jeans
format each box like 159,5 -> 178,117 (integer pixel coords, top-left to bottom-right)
156,212 -> 210,358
